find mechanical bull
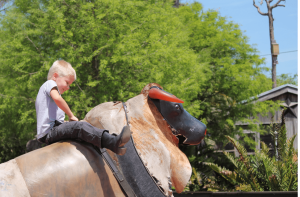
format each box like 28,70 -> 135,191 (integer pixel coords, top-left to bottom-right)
0,83 -> 206,197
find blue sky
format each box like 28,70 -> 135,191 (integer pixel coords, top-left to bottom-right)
181,0 -> 298,79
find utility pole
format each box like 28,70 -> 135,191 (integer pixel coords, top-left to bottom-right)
253,0 -> 285,89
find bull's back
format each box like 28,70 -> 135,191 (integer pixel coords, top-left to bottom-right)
0,141 -> 125,197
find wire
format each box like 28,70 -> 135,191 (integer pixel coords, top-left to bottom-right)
260,50 -> 298,56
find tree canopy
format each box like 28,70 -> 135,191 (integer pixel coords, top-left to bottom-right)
0,0 -> 279,163
178,3 -> 278,145
276,74 -> 298,86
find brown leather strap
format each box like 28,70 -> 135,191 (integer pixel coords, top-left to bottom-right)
97,147 -> 136,197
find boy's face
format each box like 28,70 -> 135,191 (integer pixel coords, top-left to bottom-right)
53,73 -> 75,94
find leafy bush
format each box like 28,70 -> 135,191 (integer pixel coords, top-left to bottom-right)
205,128 -> 298,191
183,141 -> 236,192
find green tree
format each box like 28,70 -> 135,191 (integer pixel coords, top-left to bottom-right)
177,3 -> 280,192
0,0 -> 200,163
0,0 -> 279,164
177,3 -> 279,146
276,74 -> 298,86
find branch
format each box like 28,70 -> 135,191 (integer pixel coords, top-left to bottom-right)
0,94 -> 35,102
25,36 -> 43,60
29,71 -> 39,75
271,0 -> 285,9
0,70 -> 39,78
76,82 -> 85,93
253,0 -> 268,16
62,36 -> 75,49
260,0 -> 264,5
62,0 -> 70,7
0,72 -> 12,78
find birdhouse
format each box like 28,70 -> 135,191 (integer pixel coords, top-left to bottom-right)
271,43 -> 279,55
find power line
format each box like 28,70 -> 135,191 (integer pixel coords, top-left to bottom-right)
260,50 -> 298,56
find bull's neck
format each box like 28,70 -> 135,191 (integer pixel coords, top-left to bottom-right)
127,95 -> 191,194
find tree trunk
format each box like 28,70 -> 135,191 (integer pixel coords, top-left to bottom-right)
253,0 -> 286,89
268,6 -> 277,88
272,56 -> 277,88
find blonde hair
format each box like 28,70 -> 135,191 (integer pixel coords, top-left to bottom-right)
47,60 -> 76,80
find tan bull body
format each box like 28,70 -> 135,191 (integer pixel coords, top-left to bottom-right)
0,141 -> 125,197
0,83 -> 192,197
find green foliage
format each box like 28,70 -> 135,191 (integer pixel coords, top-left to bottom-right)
0,97 -> 36,162
182,140 -> 236,192
0,0 -> 280,163
1,0 -> 198,115
276,74 -> 298,86
177,3 -> 279,145
0,0 -> 199,162
205,131 -> 298,191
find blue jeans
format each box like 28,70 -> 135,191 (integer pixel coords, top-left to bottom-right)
38,121 -> 107,148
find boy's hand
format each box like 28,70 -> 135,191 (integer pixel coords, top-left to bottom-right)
69,116 -> 79,121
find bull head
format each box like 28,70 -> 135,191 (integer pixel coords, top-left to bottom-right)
148,86 -> 207,145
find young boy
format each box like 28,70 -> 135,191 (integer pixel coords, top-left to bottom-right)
36,60 -> 130,155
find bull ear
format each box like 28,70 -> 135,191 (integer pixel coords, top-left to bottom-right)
148,88 -> 184,103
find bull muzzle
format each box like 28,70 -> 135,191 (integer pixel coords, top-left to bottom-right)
149,87 -> 207,145
160,101 -> 207,145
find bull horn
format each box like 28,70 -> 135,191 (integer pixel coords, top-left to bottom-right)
149,88 -> 184,103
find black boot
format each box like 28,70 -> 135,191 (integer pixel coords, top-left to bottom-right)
101,126 -> 131,155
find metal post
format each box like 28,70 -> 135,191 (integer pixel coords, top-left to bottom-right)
274,131 -> 278,161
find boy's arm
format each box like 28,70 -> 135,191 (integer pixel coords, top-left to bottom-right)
50,88 -> 79,121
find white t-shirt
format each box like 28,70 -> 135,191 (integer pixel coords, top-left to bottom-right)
35,80 -> 65,138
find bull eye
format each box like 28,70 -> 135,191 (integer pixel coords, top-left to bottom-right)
175,104 -> 180,110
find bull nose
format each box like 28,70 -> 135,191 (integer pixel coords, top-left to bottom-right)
183,122 -> 207,145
